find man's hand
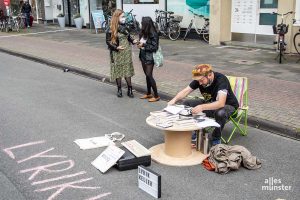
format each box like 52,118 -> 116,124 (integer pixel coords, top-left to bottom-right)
192,105 -> 203,114
117,46 -> 125,50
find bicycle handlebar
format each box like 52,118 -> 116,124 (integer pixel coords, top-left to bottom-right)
272,11 -> 293,16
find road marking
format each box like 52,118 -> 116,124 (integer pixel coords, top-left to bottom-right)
0,29 -> 76,38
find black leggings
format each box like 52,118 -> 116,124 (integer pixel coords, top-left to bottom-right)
142,63 -> 158,97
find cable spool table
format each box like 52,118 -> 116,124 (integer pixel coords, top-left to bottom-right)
146,116 -> 208,166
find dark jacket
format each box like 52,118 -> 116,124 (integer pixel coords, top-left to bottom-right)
22,3 -> 31,14
105,25 -> 135,63
139,33 -> 159,64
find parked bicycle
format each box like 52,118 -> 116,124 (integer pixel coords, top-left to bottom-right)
101,15 -> 111,31
183,9 -> 209,43
154,9 -> 182,41
272,11 -> 293,64
292,19 -> 300,62
124,9 -> 140,35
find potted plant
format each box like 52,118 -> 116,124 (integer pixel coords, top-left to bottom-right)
73,13 -> 83,29
57,13 -> 65,28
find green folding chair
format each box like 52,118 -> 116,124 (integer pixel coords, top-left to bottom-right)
221,76 -> 249,144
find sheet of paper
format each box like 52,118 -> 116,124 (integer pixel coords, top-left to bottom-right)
122,140 -> 151,157
91,145 -> 125,173
74,136 -> 115,150
164,105 -> 185,115
196,119 -> 220,128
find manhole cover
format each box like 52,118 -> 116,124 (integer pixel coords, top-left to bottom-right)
229,59 -> 261,65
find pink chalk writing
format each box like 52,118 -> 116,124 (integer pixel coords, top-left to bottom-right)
3,140 -> 45,159
85,193 -> 112,200
35,178 -> 101,200
3,140 -> 112,199
18,148 -> 67,163
20,160 -> 75,181
32,171 -> 86,185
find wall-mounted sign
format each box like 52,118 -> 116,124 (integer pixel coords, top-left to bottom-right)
231,0 -> 257,33
138,166 -> 161,198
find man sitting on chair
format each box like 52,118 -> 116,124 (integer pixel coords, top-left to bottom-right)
168,64 -> 239,145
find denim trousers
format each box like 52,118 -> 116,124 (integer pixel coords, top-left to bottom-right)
182,99 -> 236,140
25,13 -> 30,27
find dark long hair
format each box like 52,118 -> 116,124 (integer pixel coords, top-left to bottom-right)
140,17 -> 157,39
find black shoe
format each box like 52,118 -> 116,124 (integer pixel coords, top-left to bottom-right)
127,86 -> 134,98
117,87 -> 122,97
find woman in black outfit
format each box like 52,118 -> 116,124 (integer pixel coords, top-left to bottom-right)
138,17 -> 160,102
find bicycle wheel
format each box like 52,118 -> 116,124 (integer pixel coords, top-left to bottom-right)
202,31 -> 209,43
168,22 -> 181,41
101,20 -> 108,31
183,22 -> 192,40
293,32 -> 300,55
279,42 -> 284,64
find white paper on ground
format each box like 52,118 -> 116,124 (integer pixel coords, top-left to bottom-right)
122,140 -> 151,157
91,145 -> 125,173
74,136 -> 115,150
196,118 -> 220,128
164,105 -> 185,115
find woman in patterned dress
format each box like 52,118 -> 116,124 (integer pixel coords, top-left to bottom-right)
105,9 -> 137,98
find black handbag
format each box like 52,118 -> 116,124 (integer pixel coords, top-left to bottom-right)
115,146 -> 151,171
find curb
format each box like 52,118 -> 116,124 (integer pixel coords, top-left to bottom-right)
1,47 -> 299,141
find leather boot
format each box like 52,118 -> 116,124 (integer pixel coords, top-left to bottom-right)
117,87 -> 122,97
127,86 -> 134,98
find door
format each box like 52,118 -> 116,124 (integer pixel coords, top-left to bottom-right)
255,0 -> 278,35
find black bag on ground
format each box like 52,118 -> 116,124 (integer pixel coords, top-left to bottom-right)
114,146 -> 151,171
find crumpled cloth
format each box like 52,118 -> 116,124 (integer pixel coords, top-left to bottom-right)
207,144 -> 262,174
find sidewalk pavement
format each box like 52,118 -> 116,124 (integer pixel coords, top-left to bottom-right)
0,24 -> 299,139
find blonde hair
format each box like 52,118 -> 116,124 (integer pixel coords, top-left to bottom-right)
192,64 -> 213,77
110,9 -> 123,44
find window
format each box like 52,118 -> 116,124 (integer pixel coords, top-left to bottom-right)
295,0 -> 300,25
123,0 -> 159,4
260,0 -> 278,9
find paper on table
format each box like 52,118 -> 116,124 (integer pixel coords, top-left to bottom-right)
164,105 -> 185,115
196,118 -> 220,128
91,145 -> 125,173
74,136 -> 115,150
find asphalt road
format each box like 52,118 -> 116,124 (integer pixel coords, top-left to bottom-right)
0,52 -> 299,200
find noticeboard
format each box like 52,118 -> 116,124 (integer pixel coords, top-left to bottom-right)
91,10 -> 105,33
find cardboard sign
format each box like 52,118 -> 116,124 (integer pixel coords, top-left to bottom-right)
91,145 -> 125,173
138,166 -> 161,198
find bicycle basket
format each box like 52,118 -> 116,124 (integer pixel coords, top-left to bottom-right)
273,24 -> 289,34
172,15 -> 183,22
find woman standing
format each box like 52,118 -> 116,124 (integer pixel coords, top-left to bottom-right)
106,9 -> 136,98
138,17 -> 160,102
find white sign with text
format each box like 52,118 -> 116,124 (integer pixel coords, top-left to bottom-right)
92,145 -> 125,173
138,166 -> 161,198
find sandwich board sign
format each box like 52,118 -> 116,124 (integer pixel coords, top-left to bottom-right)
91,10 -> 105,34
138,166 -> 161,198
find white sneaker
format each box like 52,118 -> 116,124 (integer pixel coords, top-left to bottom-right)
27,25 -> 30,28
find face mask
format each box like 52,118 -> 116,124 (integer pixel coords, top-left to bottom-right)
119,17 -> 126,24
